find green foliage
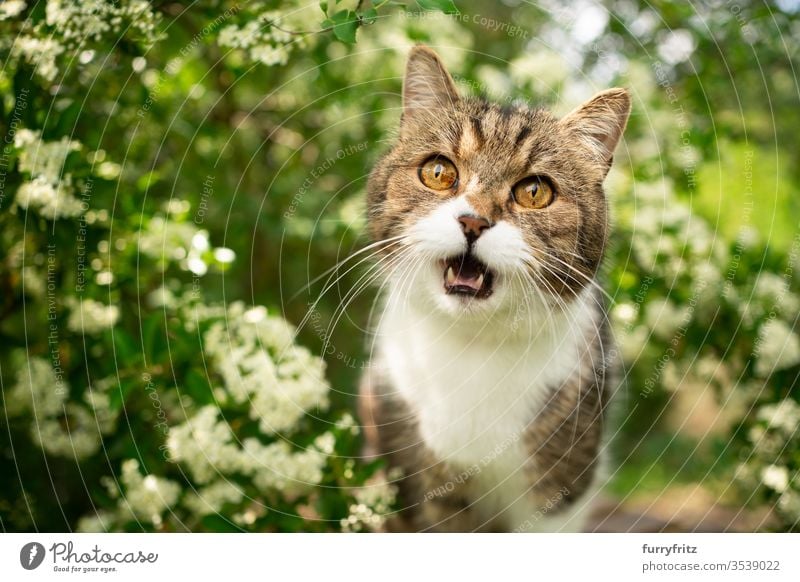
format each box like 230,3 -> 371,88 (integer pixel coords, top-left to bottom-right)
1,0 -> 798,531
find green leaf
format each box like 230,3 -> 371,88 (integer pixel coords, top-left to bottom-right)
108,378 -> 138,412
361,7 -> 378,24
319,0 -> 328,14
330,10 -> 359,44
416,0 -> 459,14
201,514 -> 242,533
184,368 -> 214,404
142,313 -> 166,364
112,328 -> 138,362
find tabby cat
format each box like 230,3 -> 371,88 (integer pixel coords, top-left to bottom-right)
359,46 -> 631,532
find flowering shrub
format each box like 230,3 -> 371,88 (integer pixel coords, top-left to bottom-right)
1,1 -> 798,532
0,0 -> 412,532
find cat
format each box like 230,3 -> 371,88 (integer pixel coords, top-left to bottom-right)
359,45 -> 630,532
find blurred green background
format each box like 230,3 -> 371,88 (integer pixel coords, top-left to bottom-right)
1,0 -> 799,531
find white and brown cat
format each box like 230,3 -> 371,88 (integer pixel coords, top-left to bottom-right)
359,46 -> 630,532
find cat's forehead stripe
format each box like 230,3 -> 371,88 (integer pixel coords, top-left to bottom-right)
457,116 -> 485,157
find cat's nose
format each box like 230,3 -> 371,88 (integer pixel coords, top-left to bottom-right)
457,214 -> 491,242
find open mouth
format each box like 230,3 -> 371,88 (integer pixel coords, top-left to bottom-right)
442,253 -> 494,299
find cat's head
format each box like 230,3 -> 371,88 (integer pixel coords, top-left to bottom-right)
367,46 -> 630,322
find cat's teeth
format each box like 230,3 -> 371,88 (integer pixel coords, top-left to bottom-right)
475,273 -> 484,289
446,266 -> 456,285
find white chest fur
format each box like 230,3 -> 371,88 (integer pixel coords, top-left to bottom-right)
376,287 -> 598,530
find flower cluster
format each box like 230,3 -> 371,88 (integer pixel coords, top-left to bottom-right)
216,3 -> 321,66
4,356 -> 117,460
137,205 -> 236,275
65,297 -> 120,335
9,0 -> 160,82
44,0 -> 159,45
736,399 -> 800,529
201,301 -> 329,435
340,475 -> 398,532
13,129 -> 84,219
74,294 -> 383,531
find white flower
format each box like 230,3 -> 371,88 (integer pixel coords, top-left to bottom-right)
118,459 -> 181,527
66,298 -> 120,334
76,510 -> 116,533
137,213 -> 218,275
0,0 -> 26,20
777,490 -> 800,522
202,301 -> 329,434
138,215 -> 202,260
21,266 -> 46,298
216,7 -> 310,67
16,176 -> 84,219
167,406 -> 243,484
754,273 -> 789,303
85,377 -> 120,435
15,130 -> 80,183
32,404 -> 101,459
619,324 -> 649,363
168,405 -> 328,496
250,44 -> 289,66
147,285 -> 177,308
644,297 -> 689,340
754,319 -> 800,377
756,399 -> 800,437
761,464 -> 790,493
13,36 -> 64,81
6,356 -> 67,416
13,130 -> 85,219
509,51 -> 569,94
44,0 -> 160,46
242,438 -> 326,495
182,480 -> 244,516
341,477 -> 397,532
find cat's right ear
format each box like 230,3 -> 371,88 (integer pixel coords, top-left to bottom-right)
401,46 -> 459,136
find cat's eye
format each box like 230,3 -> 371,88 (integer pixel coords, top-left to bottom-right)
512,176 -> 556,210
418,156 -> 458,191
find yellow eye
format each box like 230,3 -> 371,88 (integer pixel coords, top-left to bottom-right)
418,156 -> 458,191
512,176 -> 556,209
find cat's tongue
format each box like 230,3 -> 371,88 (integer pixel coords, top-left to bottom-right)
445,264 -> 484,291
442,254 -> 493,298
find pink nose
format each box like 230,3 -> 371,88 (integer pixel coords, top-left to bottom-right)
458,214 -> 491,240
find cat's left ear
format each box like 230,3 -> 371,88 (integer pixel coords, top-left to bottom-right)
560,88 -> 631,169
401,46 -> 460,136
